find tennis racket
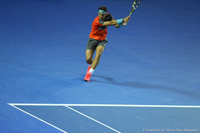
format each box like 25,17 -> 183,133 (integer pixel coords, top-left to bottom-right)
129,0 -> 142,17
123,0 -> 141,26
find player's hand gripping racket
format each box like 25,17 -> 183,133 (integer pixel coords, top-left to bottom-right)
124,0 -> 141,25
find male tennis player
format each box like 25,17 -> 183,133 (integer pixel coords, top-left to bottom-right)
84,6 -> 130,82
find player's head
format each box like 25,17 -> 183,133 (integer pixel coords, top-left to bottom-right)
98,6 -> 108,20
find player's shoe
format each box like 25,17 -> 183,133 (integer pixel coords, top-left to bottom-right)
86,65 -> 91,74
84,72 -> 91,82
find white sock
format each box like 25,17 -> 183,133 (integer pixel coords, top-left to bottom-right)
89,68 -> 95,74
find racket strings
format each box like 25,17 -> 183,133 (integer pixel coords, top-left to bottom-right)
129,0 -> 141,16
132,0 -> 141,11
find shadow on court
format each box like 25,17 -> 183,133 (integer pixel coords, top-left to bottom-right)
91,75 -> 200,100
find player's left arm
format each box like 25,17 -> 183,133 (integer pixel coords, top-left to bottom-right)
102,14 -> 118,26
104,14 -> 120,28
104,14 -> 130,28
102,14 -> 130,27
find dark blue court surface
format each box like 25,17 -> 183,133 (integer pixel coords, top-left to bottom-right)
1,0 -> 200,133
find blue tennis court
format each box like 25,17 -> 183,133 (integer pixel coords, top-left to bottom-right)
1,0 -> 200,133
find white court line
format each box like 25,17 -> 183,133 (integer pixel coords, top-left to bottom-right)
8,104 -> 68,133
8,103 -> 200,108
65,105 -> 121,133
8,103 -> 200,133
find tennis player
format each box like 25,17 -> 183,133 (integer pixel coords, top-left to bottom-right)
84,6 -> 130,82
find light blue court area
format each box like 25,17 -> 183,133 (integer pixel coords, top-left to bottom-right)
9,104 -> 200,133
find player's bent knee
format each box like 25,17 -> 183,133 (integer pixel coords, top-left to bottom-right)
86,59 -> 93,64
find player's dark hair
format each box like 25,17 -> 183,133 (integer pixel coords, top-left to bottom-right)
98,6 -> 108,12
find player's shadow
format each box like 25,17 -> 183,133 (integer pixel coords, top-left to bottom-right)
92,75 -> 200,99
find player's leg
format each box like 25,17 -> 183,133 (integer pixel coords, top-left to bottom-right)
85,38 -> 98,65
84,38 -> 98,81
84,39 -> 107,82
91,45 -> 105,69
85,38 -> 98,74
85,49 -> 95,65
84,45 -> 105,82
85,49 -> 94,73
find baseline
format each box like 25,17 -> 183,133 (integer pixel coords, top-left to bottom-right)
8,103 -> 200,108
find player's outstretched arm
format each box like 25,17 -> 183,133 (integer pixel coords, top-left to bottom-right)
115,16 -> 130,28
102,20 -> 121,26
124,16 -> 131,23
102,16 -> 130,27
